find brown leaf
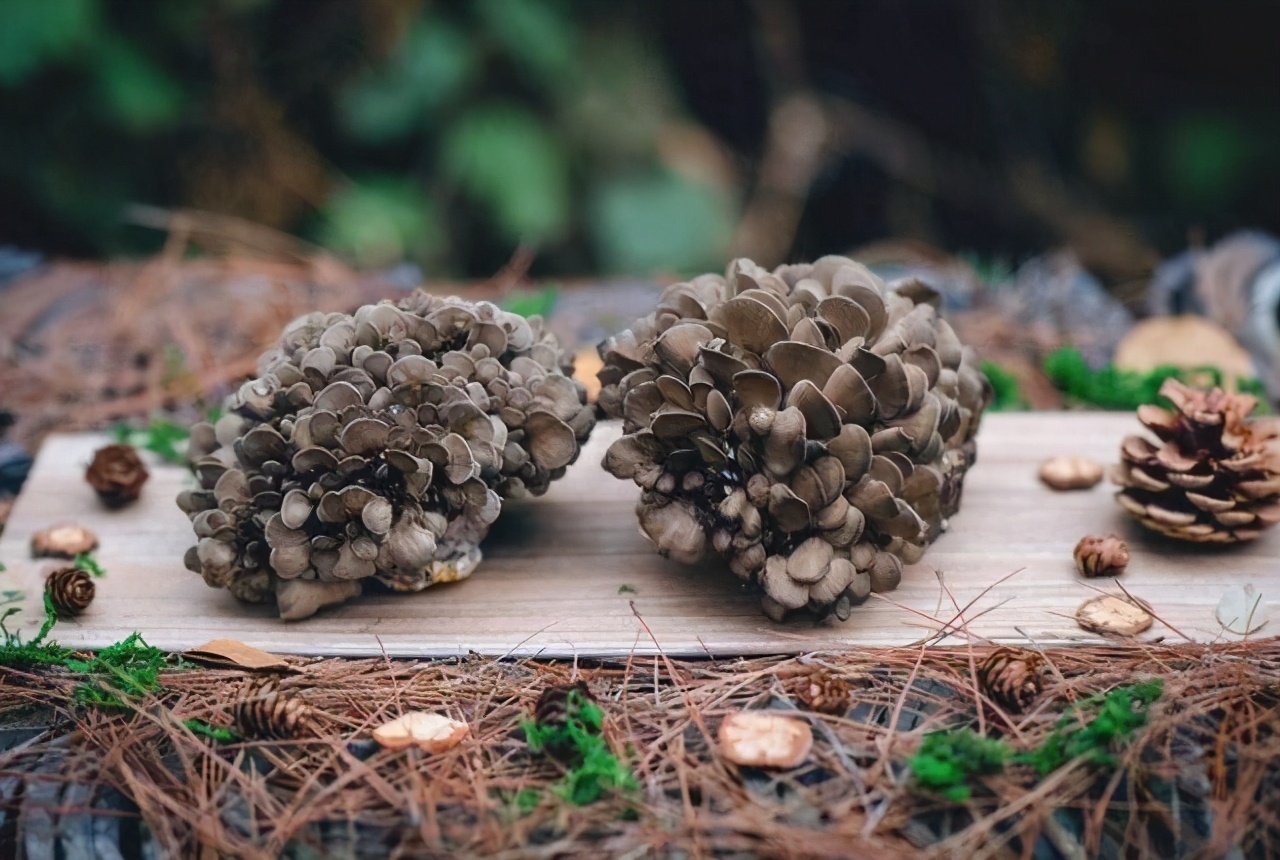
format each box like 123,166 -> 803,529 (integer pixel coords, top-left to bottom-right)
183,638 -> 291,671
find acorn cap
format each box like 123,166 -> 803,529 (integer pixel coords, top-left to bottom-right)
598,256 -> 990,621
180,296 -> 595,618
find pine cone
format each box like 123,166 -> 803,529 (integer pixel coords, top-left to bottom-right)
232,680 -> 315,740
599,256 -> 991,621
46,566 -> 95,616
977,647 -> 1043,714
1073,533 -> 1129,577
785,669 -> 851,715
1113,379 -> 1280,543
86,444 -> 149,507
179,296 -> 595,619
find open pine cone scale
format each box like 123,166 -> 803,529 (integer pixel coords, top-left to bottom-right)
1113,379 -> 1280,542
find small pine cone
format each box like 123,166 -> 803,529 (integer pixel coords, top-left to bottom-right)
977,648 -> 1044,714
1073,534 -> 1129,577
786,669 -> 851,715
232,681 -> 316,740
1113,379 -> 1280,542
45,566 -> 95,616
86,444 -> 149,507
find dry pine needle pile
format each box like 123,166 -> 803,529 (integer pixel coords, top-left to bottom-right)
0,640 -> 1275,858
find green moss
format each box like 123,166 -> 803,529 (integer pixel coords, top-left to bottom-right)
981,361 -> 1028,411
522,689 -> 637,806
184,718 -> 238,743
908,727 -> 1011,802
66,631 -> 168,709
111,417 -> 189,464
513,787 -> 542,815
499,284 -> 559,320
0,593 -> 72,667
1043,347 -> 1270,412
909,679 -> 1164,801
73,553 -> 106,578
1017,679 -> 1163,776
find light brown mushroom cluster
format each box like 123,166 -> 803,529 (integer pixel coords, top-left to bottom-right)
179,294 -> 594,620
598,256 -> 990,621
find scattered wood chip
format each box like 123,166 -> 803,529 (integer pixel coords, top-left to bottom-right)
1038,456 -> 1105,490
1216,584 -> 1269,635
373,712 -> 470,753
183,639 -> 291,671
30,524 -> 99,558
717,711 -> 813,769
1075,594 -> 1154,637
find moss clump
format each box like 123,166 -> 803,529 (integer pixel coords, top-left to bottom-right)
66,632 -> 168,709
0,593 -> 72,667
909,679 -> 1165,801
111,417 -> 190,464
908,727 -> 1011,802
1018,679 -> 1163,776
1044,348 -> 1270,412
72,552 -> 107,577
522,688 -> 637,806
981,361 -> 1028,412
184,718 -> 238,743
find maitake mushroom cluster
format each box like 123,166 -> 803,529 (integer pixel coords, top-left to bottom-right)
1113,378 -> 1280,542
598,256 -> 991,621
180,294 -> 594,620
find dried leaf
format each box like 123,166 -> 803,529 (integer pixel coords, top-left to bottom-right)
1215,584 -> 1269,635
183,639 -> 290,671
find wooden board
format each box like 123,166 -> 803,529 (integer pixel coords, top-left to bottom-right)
0,415 -> 1275,657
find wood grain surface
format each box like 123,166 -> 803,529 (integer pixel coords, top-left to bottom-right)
0,415 -> 1275,657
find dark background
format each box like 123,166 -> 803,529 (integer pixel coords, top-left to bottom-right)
1,0 -> 1277,281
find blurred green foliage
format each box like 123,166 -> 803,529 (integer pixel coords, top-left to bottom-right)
3,2 -> 1275,276
1044,348 -> 1271,412
0,0 -> 735,276
981,361 -> 1028,412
